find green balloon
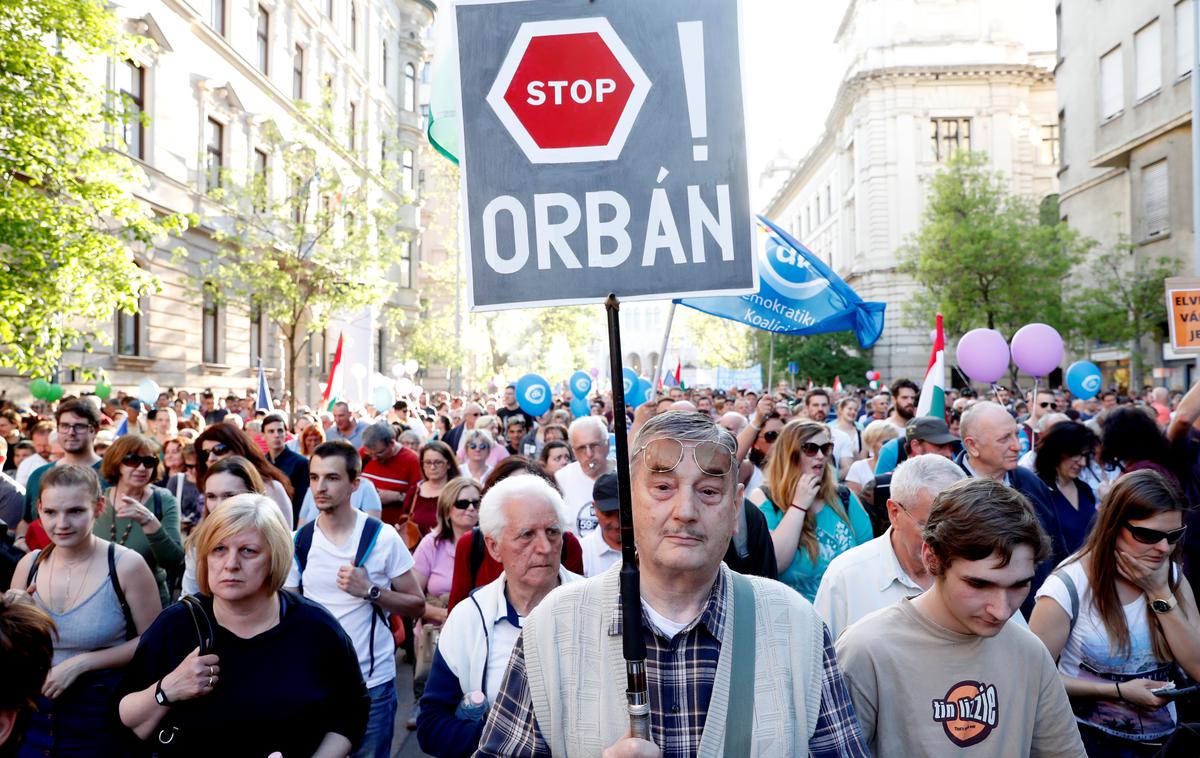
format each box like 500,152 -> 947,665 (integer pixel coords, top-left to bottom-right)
46,384 -> 64,402
29,378 -> 49,400
94,382 -> 112,400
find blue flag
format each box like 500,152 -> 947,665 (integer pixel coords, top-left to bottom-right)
256,359 -> 274,412
676,216 -> 886,349
113,417 -> 128,438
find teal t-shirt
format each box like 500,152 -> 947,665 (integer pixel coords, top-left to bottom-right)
760,491 -> 873,602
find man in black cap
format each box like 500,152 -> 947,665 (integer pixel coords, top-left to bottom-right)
579,472 -> 621,577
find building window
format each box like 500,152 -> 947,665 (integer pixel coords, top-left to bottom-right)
806,205 -> 812,233
1143,160 -> 1169,238
293,45 -> 304,99
116,305 -> 141,356
350,3 -> 358,50
402,149 -> 414,192
322,74 -> 333,115
254,148 -> 269,211
210,0 -> 225,36
202,286 -> 220,364
374,329 -> 385,370
1177,0 -> 1195,79
205,118 -> 224,192
250,301 -> 264,365
256,5 -> 270,74
930,117 -> 971,162
119,61 -> 145,160
404,63 -> 417,111
1040,123 -> 1060,166
380,135 -> 389,167
382,41 -> 389,87
399,240 -> 412,288
1135,20 -> 1162,100
824,185 -> 832,217
1100,45 -> 1124,120
326,0 -> 333,19
348,102 -> 357,150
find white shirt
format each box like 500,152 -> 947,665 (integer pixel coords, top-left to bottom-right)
297,477 -> 382,525
1018,450 -> 1037,471
830,424 -> 861,469
814,528 -> 924,640
555,461 -> 601,536
285,509 -> 415,687
579,526 -> 621,577
15,454 -> 48,488
845,458 -> 876,489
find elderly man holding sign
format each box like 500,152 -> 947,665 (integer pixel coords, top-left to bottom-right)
475,411 -> 868,757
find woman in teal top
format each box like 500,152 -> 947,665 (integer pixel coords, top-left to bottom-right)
751,419 -> 872,601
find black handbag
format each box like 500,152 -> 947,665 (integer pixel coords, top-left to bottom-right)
153,595 -> 214,754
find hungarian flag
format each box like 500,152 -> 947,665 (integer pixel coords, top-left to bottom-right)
917,313 -> 946,419
321,333 -> 345,412
674,359 -> 685,391
833,376 -> 842,394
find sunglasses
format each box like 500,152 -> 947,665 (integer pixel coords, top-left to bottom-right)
454,498 -> 481,510
185,463 -> 197,470
1126,524 -> 1187,546
122,454 -> 159,470
800,442 -> 835,458
1038,401 -> 1059,410
762,430 -> 779,443
466,442 -> 489,450
631,438 -> 735,478
204,442 -> 231,456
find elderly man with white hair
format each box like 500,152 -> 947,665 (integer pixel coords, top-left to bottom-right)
415,475 -> 579,758
555,415 -> 612,536
814,454 -> 966,639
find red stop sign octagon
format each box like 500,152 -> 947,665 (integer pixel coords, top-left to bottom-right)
487,18 -> 651,164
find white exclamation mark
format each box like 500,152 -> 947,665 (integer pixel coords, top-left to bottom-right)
677,21 -> 708,162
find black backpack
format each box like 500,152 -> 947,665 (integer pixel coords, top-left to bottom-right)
28,542 -> 137,639
293,517 -> 387,675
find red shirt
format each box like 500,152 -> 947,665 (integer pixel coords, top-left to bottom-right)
446,528 -> 584,612
361,445 -> 421,525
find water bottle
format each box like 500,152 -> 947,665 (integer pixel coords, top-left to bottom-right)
456,690 -> 488,721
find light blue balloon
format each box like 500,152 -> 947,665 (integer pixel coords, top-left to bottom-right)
621,368 -> 639,399
515,373 -> 553,416
1065,360 -> 1103,400
570,397 -> 590,418
570,371 -> 592,399
372,384 -> 394,410
633,378 -> 654,406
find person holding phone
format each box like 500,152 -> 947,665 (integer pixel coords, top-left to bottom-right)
1030,470 -> 1200,756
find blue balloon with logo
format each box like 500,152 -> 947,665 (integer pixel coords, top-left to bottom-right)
621,368 -> 639,400
570,371 -> 592,399
515,373 -> 552,416
570,397 -> 590,418
633,378 -> 654,406
1065,361 -> 1103,400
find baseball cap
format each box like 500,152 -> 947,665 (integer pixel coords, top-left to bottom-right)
592,472 -> 620,513
905,417 -> 957,445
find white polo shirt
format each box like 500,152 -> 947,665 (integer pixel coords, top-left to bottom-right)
579,526 -> 621,578
813,528 -> 923,641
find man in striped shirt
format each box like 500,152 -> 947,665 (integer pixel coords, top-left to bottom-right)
360,422 -> 421,527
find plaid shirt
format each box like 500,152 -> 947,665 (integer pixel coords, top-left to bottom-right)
475,570 -> 869,757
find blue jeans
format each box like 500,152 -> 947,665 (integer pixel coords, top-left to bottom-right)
353,679 -> 398,758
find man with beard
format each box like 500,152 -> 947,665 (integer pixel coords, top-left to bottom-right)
884,380 -> 918,436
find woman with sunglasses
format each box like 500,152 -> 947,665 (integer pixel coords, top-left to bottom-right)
1035,421 -> 1101,557
1031,470 -> 1200,755
462,429 -> 496,483
195,425 -> 294,529
95,434 -> 185,606
408,478 -> 483,722
751,419 -> 872,602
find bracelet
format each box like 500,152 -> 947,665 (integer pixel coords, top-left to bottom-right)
789,504 -> 809,513
1115,681 -> 1123,701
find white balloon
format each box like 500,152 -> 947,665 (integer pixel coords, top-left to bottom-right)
404,359 -> 419,375
350,362 -> 368,380
137,378 -> 160,405
396,378 -> 414,395
391,363 -> 406,378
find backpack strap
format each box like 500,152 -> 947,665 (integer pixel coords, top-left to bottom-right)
1053,568 -> 1080,637
724,572 -> 756,756
469,526 -> 485,586
354,517 -> 384,567
836,484 -> 852,512
108,542 -> 137,640
292,521 -> 316,594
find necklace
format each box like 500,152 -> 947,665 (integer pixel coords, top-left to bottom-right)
47,540 -> 97,614
107,490 -> 136,545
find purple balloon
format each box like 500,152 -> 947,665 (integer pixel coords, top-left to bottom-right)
955,329 -> 1010,384
1010,323 -> 1063,377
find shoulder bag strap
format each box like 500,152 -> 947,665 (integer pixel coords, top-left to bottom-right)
724,572 -> 756,757
1053,568 -> 1080,637
180,595 -> 215,655
26,546 -> 48,586
108,542 -> 137,640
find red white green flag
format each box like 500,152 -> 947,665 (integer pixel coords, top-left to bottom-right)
321,333 -> 345,412
917,314 -> 946,418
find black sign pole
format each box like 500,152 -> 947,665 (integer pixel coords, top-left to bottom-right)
604,293 -> 650,741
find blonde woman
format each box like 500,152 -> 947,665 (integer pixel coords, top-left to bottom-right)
844,420 -> 901,497
750,419 -> 872,601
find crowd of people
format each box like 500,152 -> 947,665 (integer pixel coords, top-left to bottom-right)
0,374 -> 1199,756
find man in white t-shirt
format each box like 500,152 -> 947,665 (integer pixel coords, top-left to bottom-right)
286,440 -> 425,758
579,472 -> 621,577
554,416 -> 611,536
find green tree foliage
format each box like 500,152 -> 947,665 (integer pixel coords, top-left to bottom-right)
753,330 -> 872,389
678,309 -> 754,369
1068,239 -> 1179,390
899,152 -> 1090,339
189,125 -> 412,414
0,0 -> 187,379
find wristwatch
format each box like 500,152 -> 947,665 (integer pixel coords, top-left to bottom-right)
154,678 -> 172,706
367,585 -> 382,602
1151,595 -> 1177,614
